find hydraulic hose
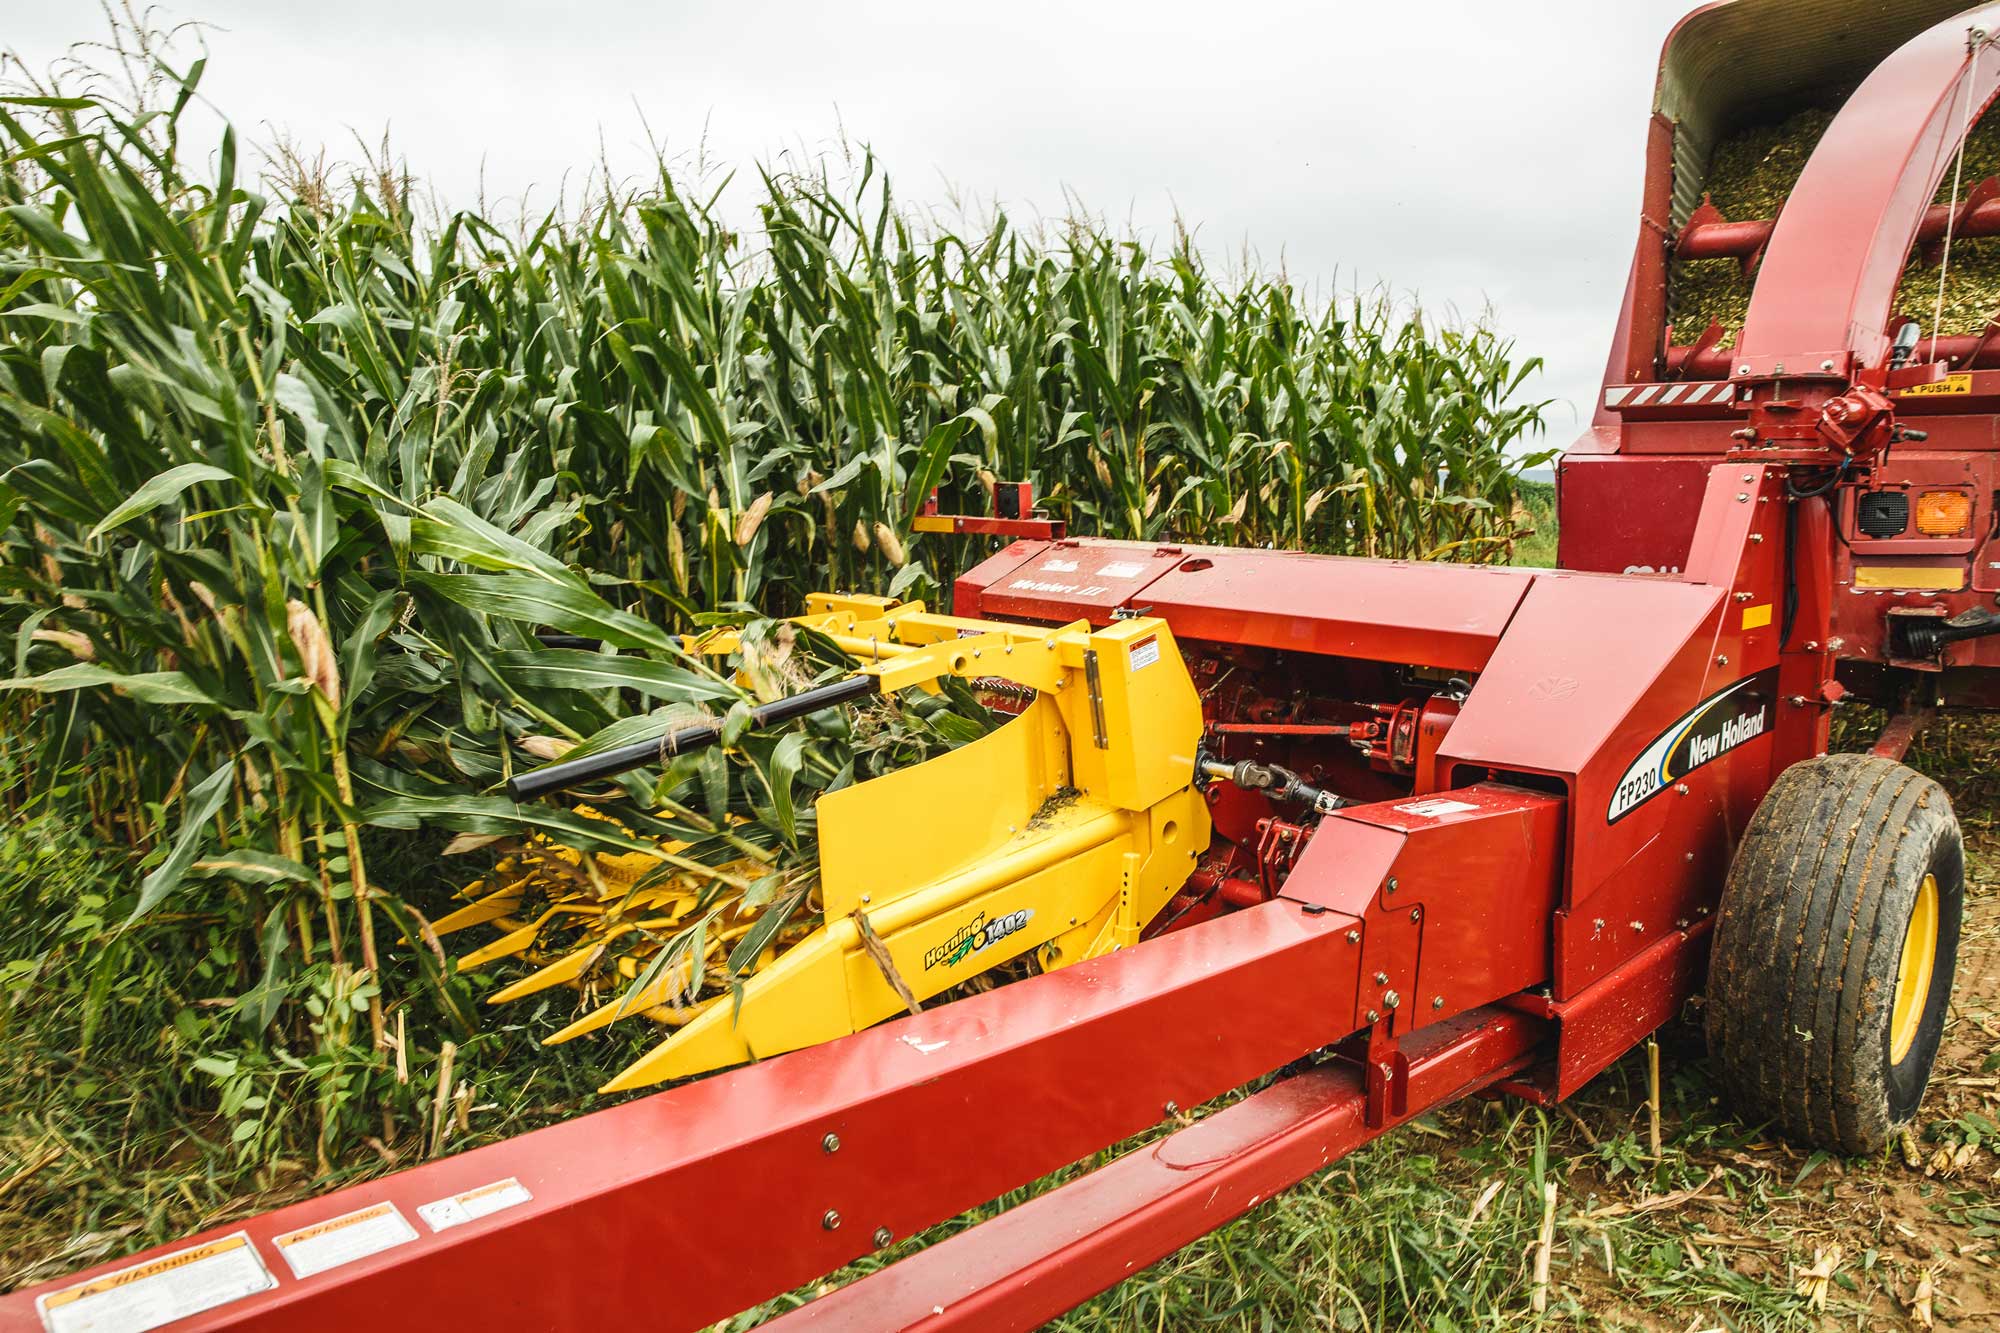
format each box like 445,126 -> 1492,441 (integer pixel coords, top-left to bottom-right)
507,674 -> 879,801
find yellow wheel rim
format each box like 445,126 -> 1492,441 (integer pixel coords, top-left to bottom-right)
1890,873 -> 1941,1066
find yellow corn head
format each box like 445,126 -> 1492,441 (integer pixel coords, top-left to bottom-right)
436,593 -> 1209,1093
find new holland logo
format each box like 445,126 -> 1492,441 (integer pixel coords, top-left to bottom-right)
923,908 -> 1034,971
1607,669 -> 1777,823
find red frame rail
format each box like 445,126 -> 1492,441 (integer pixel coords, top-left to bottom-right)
0,898 -> 1366,1333
765,1008 -> 1542,1331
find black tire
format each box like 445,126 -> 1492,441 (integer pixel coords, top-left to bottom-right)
1706,753 -> 1963,1154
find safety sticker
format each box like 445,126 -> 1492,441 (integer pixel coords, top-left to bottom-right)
1128,635 -> 1161,670
1741,603 -> 1773,630
1041,558 -> 1080,573
1393,798 -> 1478,818
1900,372 -> 1973,397
418,1178 -> 534,1232
1097,561 -> 1146,579
271,1202 -> 418,1279
36,1232 -> 275,1333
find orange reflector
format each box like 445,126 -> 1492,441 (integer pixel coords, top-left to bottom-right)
1915,489 -> 1972,536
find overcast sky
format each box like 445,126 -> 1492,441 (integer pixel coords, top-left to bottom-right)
10,0 -> 1705,447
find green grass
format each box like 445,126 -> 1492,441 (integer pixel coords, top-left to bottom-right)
1513,478 -> 1557,569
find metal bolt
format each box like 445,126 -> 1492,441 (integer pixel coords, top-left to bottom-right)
1736,493 -> 1750,503
1630,921 -> 1646,933
873,1227 -> 893,1248
1820,359 -> 1835,373
1675,783 -> 1690,794
1734,591 -> 1752,602
1593,918 -> 1606,930
1384,991 -> 1401,1010
861,893 -> 871,904
1432,995 -> 1445,1010
1740,474 -> 1755,483
1345,929 -> 1361,944
1684,851 -> 1695,862
1365,1008 -> 1380,1022
1374,971 -> 1389,985
822,1209 -> 841,1231
822,1133 -> 840,1154
1164,1101 -> 1179,1116
1738,364 -> 1752,376
1385,877 -> 1398,895
1827,637 -> 1845,651
1715,654 -> 1728,666
1748,533 -> 1764,544
1804,640 -> 1819,651
1409,906 -> 1422,923
1675,918 -> 1690,930
1789,694 -> 1808,707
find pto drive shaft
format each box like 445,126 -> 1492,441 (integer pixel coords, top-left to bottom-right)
1200,759 -> 1348,814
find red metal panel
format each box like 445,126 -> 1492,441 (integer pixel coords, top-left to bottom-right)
1134,549 -> 1537,672
956,538 -> 1540,671
1549,921 -> 1712,1099
1277,785 -> 1565,1037
1546,467 -> 1781,993
762,1009 -> 1543,1333
1433,560 -> 1742,996
0,900 -> 1363,1333
1557,455 -> 1714,575
970,540 -> 1188,624
951,539 -> 1051,617
1435,572 -> 1724,792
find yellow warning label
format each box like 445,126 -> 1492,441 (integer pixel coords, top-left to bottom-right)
1899,372 -> 1974,397
36,1232 -> 275,1332
1741,603 -> 1773,630
1854,564 -> 1969,591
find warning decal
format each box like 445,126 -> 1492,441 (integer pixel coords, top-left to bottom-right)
1128,635 -> 1161,670
272,1201 -> 418,1279
36,1232 -> 275,1333
1393,798 -> 1478,819
1097,561 -> 1146,579
419,1178 -> 534,1232
1899,372 -> 1973,397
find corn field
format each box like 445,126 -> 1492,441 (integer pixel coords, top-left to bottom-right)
0,34 -> 1551,1202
